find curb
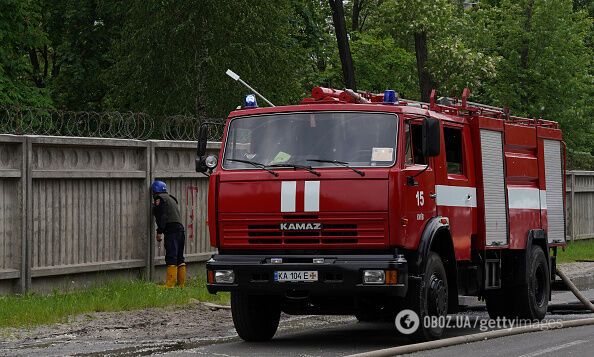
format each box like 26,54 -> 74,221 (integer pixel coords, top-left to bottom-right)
201,302 -> 231,310
345,318 -> 594,357
564,274 -> 594,291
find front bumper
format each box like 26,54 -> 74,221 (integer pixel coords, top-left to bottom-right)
206,254 -> 408,297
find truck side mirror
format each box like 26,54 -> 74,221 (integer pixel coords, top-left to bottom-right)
196,123 -> 209,173
422,118 -> 440,157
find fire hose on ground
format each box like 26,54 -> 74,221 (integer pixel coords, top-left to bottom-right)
346,268 -> 594,357
554,268 -> 594,312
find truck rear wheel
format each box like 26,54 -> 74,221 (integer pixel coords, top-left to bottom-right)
485,288 -> 515,319
406,252 -> 448,341
515,246 -> 549,320
231,292 -> 281,341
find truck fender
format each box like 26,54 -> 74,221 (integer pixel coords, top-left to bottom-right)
408,216 -> 459,312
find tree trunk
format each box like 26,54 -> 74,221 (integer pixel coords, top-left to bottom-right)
520,0 -> 535,70
28,49 -> 45,88
520,0 -> 535,107
414,31 -> 433,102
352,0 -> 363,31
329,0 -> 356,90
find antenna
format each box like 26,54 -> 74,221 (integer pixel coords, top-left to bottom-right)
225,69 -> 275,107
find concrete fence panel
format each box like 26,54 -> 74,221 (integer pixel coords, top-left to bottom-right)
566,171 -> 594,241
27,137 -> 151,289
0,136 -> 25,292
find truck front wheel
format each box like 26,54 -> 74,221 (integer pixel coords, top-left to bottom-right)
406,252 -> 448,341
231,292 -> 281,341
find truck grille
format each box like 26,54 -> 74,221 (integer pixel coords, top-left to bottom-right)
247,223 -> 358,245
220,213 -> 388,249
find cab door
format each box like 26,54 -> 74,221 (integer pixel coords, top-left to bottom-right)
434,123 -> 477,261
401,119 -> 437,249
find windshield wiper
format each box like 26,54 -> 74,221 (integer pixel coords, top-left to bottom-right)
307,159 -> 365,177
225,158 -> 279,177
267,163 -> 321,177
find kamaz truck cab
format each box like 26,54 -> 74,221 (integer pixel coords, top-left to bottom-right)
197,88 -> 566,342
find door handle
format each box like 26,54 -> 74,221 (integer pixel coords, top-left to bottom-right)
429,193 -> 437,199
466,194 -> 472,201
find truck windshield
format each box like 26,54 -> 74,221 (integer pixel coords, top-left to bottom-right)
223,112 -> 397,169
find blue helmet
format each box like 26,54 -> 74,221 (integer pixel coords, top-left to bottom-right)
151,180 -> 167,193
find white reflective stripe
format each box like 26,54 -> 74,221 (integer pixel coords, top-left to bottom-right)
507,187 -> 541,209
281,181 -> 296,212
540,189 -> 547,209
304,181 -> 320,212
506,188 -> 547,209
435,185 -> 477,207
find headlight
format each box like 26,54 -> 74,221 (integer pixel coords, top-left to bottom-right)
205,155 -> 218,169
214,270 -> 235,284
363,270 -> 385,284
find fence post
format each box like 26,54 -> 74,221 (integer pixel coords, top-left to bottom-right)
147,142 -> 155,281
23,137 -> 33,291
570,172 -> 576,242
17,138 -> 27,293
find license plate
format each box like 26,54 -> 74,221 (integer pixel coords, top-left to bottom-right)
274,271 -> 318,282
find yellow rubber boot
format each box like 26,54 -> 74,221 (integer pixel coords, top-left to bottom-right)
177,263 -> 187,288
165,265 -> 177,288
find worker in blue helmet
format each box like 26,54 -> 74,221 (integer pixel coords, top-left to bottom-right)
151,180 -> 186,288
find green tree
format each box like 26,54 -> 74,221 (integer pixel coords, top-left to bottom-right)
371,0 -> 498,100
468,0 -> 592,153
105,0 -> 310,118
41,0 -> 124,110
0,0 -> 52,107
320,32 -> 418,97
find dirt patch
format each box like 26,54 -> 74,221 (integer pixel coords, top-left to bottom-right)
558,262 -> 594,279
0,300 -> 353,356
0,301 -> 235,354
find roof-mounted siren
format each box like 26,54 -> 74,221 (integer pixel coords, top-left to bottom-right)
383,90 -> 398,105
244,94 -> 258,108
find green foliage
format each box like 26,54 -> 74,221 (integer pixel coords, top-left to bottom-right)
320,33 -> 418,97
104,0 -> 310,117
0,275 -> 228,328
466,0 -> 593,158
0,0 -> 52,107
567,150 -> 594,171
43,0 -> 124,110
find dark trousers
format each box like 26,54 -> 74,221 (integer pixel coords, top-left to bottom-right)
164,227 -> 185,266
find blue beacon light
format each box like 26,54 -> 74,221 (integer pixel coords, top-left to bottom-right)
383,90 -> 398,105
244,94 -> 258,108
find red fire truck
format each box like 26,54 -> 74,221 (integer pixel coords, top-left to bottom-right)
196,87 -> 566,342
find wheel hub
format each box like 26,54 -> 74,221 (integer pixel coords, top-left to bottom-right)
534,264 -> 546,307
429,273 -> 447,316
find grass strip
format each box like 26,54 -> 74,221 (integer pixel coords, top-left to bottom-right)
0,274 -> 228,329
557,239 -> 594,263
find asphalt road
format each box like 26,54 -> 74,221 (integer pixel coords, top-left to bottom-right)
412,324 -> 594,357
164,289 -> 594,357
165,313 -> 594,357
